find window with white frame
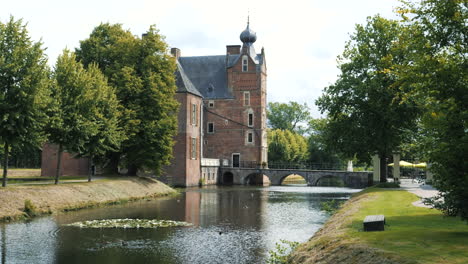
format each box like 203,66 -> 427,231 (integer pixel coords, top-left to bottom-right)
208,122 -> 214,133
242,55 -> 248,72
208,100 -> 214,108
246,131 -> 254,144
243,91 -> 250,106
248,112 -> 254,127
191,103 -> 197,125
191,137 -> 197,159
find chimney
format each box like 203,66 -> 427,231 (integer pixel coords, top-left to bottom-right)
226,45 -> 241,55
171,48 -> 181,60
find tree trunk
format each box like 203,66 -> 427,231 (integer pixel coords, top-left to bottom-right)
88,154 -> 93,182
55,144 -> 63,185
379,154 -> 387,183
2,143 -> 9,187
127,164 -> 138,176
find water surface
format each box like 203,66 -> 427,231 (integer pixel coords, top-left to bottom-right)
0,185 -> 360,264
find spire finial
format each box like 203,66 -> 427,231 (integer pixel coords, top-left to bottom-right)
247,10 -> 250,26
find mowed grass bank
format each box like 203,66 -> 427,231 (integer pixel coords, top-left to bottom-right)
289,188 -> 468,264
0,177 -> 176,222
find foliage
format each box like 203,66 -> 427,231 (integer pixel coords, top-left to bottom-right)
267,102 -> 311,135
268,129 -> 308,164
76,23 -> 178,176
396,0 -> 467,220
0,16 -> 50,187
48,50 -> 122,182
320,199 -> 344,214
316,15 -> 419,182
66,218 -> 192,228
23,199 -> 37,217
307,118 -> 343,165
267,239 -> 300,264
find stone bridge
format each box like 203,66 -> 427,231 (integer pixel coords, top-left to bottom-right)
219,167 -> 372,188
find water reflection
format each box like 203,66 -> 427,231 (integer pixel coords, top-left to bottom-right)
2,186 -> 360,264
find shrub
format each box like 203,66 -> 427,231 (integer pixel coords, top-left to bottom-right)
24,199 -> 37,217
320,199 -> 344,214
267,240 -> 299,264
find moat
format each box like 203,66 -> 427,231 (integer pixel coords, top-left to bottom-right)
0,185 -> 360,264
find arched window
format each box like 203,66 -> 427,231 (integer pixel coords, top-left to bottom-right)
242,55 -> 248,72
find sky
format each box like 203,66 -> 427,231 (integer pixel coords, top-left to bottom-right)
1,0 -> 401,118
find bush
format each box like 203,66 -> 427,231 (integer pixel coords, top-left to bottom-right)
267,240 -> 299,264
198,178 -> 205,187
320,199 -> 344,214
24,199 -> 37,217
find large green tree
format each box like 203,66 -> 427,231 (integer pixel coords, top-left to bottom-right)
307,118 -> 342,165
268,129 -> 308,165
397,0 -> 467,220
48,50 -> 121,183
267,102 -> 311,135
76,24 -> 178,176
317,15 -> 419,182
0,17 -> 50,187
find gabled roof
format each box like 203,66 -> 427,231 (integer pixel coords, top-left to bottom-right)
176,52 -> 263,99
175,61 -> 202,97
179,55 -> 236,99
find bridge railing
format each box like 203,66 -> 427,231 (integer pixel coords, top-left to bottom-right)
224,161 -> 346,171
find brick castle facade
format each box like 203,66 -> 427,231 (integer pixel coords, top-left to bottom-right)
41,21 -> 267,186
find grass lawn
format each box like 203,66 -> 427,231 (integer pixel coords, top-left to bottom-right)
346,189 -> 468,264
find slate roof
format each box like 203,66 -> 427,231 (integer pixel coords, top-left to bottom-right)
175,62 -> 202,97
175,51 -> 263,99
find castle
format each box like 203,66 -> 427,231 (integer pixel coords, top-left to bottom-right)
41,21 -> 268,186
164,21 -> 268,186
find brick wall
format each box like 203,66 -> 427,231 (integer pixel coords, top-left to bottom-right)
203,50 -> 267,167
164,93 -> 202,187
41,143 -> 90,176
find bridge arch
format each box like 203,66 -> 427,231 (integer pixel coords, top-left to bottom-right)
314,175 -> 345,187
279,173 -> 307,185
244,173 -> 271,185
222,171 -> 234,185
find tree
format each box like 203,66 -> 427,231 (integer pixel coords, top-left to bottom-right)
316,15 -> 419,182
267,102 -> 311,135
307,118 -> 342,165
0,17 -> 50,187
396,0 -> 467,220
48,50 -> 121,183
76,24 -> 178,176
268,129 -> 308,164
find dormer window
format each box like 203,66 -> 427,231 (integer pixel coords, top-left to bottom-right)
242,55 -> 248,72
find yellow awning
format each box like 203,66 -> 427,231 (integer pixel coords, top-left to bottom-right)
388,160 -> 416,167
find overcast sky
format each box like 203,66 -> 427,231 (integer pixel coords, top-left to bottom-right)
2,0 -> 401,117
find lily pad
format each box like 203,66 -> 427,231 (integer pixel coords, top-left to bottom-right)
65,218 -> 193,228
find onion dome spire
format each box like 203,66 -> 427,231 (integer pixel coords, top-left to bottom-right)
240,16 -> 257,45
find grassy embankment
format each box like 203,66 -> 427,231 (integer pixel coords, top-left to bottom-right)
0,176 -> 176,222
289,188 -> 468,264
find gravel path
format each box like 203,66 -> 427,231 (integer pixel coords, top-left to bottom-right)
399,178 -> 439,208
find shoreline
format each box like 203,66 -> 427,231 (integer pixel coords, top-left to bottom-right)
0,177 -> 177,222
288,185 -> 468,264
